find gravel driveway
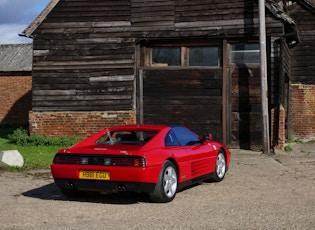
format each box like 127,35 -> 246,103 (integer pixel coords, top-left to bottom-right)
0,143 -> 314,230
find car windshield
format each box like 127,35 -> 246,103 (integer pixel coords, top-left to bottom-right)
95,130 -> 158,145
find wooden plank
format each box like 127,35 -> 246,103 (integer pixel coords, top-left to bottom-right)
143,68 -> 223,140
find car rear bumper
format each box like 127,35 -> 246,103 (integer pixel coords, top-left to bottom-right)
54,178 -> 156,193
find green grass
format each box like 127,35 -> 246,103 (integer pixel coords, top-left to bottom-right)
0,126 -> 69,171
284,145 -> 293,152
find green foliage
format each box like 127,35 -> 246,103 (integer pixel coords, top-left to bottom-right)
7,127 -> 29,145
284,145 -> 292,152
287,136 -> 295,143
0,126 -> 83,171
294,138 -> 303,143
7,127 -> 83,146
287,136 -> 304,144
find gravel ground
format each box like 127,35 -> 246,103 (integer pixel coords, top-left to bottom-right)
0,143 -> 314,230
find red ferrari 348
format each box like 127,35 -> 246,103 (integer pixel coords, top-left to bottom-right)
51,124 -> 231,203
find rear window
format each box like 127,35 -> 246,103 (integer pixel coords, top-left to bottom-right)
95,130 -> 158,145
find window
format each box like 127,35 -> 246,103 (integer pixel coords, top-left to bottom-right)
189,47 -> 219,66
165,130 -> 180,146
230,43 -> 260,64
95,130 -> 158,146
152,47 -> 181,66
146,45 -> 220,67
171,126 -> 202,146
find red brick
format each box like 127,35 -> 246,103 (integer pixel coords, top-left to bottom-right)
0,76 -> 32,125
29,111 -> 136,138
289,84 -> 315,141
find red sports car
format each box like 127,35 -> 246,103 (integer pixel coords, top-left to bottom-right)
51,124 -> 231,203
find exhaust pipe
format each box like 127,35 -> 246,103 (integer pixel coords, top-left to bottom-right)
117,185 -> 127,191
65,182 -> 74,189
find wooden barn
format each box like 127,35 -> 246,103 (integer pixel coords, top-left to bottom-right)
21,0 -> 315,150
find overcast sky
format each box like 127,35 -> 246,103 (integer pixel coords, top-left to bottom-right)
0,0 -> 50,44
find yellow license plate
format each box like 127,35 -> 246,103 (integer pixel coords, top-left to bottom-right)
79,170 -> 110,180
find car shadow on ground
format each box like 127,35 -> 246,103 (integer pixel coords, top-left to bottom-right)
21,182 -> 205,204
22,183 -> 152,204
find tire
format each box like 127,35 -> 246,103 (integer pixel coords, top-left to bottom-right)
149,161 -> 178,203
212,150 -> 226,182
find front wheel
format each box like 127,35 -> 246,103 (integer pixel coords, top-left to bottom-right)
212,150 -> 226,182
149,160 -> 178,203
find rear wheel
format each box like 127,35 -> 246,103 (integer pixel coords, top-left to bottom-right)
149,161 -> 178,203
212,150 -> 226,182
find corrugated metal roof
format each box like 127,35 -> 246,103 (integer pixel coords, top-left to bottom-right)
0,44 -> 32,72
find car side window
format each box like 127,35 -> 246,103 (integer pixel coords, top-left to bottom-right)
172,127 -> 202,146
165,130 -> 180,146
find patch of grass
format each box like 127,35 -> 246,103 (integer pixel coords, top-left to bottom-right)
0,126 -> 82,171
284,145 -> 293,152
287,136 -> 295,144
294,138 -> 303,143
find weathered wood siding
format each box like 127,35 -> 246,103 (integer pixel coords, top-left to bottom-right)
288,4 -> 315,84
131,0 -> 283,38
31,0 -> 284,112
131,0 -> 175,36
286,3 -> 315,141
32,0 -> 134,111
143,69 -> 223,139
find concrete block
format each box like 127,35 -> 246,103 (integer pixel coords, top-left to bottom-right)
0,150 -> 24,167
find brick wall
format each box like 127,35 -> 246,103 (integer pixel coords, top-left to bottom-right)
271,105 -> 285,150
29,111 -> 136,138
0,75 -> 32,125
289,84 -> 315,141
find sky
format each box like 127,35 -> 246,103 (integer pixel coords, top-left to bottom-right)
0,0 -> 50,44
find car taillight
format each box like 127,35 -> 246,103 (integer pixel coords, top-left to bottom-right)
53,154 -> 146,167
53,155 -> 62,164
111,157 -> 146,167
133,158 -> 146,167
53,154 -> 81,164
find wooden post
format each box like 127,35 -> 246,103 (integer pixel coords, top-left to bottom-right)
222,40 -> 228,146
139,70 -> 144,124
259,0 -> 271,154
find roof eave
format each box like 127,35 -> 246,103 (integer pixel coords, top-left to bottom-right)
265,0 -> 300,47
296,0 -> 315,14
20,0 -> 60,38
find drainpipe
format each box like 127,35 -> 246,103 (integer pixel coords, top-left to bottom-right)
259,0 -> 271,154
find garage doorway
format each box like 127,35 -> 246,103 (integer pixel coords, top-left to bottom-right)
137,43 -> 224,140
228,43 -> 262,150
137,41 -> 263,149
